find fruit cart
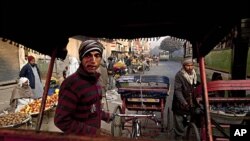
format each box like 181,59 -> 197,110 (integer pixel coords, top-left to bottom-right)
113,61 -> 127,79
111,75 -> 170,137
0,112 -> 31,129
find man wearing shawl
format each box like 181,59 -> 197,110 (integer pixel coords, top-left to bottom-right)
172,57 -> 199,139
10,77 -> 34,112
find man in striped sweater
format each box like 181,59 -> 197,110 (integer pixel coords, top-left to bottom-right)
54,40 -> 113,136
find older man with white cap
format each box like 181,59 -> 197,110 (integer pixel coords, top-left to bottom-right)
10,77 -> 34,112
54,39 -> 113,136
171,56 -> 199,139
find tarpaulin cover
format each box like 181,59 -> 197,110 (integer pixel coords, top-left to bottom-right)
116,75 -> 169,98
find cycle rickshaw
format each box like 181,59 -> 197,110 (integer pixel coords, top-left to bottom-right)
111,75 -> 170,138
186,80 -> 250,141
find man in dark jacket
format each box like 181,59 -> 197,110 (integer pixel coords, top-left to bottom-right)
107,57 -> 114,90
19,55 -> 43,99
172,57 -> 198,138
54,40 -> 113,136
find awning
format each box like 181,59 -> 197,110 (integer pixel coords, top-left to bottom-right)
1,1 -> 249,59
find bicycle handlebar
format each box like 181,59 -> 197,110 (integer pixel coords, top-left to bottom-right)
115,113 -> 156,117
113,113 -> 161,126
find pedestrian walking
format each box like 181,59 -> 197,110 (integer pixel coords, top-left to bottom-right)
107,57 -> 114,90
172,56 -> 198,139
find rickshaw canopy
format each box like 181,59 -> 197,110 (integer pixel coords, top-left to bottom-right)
1,1 -> 249,59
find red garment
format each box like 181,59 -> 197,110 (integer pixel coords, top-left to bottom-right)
27,55 -> 35,62
54,65 -> 110,136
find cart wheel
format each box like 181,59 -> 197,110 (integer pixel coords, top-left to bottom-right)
166,107 -> 171,131
111,105 -> 123,137
160,99 -> 165,132
160,116 -> 164,132
186,122 -> 201,141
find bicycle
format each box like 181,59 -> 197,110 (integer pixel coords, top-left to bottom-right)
185,105 -> 205,141
184,114 -> 201,141
111,105 -> 160,139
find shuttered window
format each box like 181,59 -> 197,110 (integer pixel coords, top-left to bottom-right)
0,39 -> 19,84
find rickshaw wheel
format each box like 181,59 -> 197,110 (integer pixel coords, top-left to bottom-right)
185,122 -> 201,141
111,105 -> 123,137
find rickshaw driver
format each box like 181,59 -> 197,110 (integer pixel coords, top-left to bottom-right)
172,57 -> 198,139
54,40 -> 114,136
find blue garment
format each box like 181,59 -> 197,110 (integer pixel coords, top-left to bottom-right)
19,63 -> 41,89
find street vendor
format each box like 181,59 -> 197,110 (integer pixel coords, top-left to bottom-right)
54,39 -> 114,136
9,77 -> 34,112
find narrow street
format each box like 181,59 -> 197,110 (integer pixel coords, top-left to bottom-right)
0,60 -> 193,140
1,60 -> 233,140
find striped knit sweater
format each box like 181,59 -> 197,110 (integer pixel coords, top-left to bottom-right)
54,65 -> 110,136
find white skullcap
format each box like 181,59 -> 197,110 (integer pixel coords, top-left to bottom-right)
18,77 -> 30,87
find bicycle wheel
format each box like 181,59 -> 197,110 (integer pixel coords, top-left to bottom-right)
111,105 -> 123,137
186,122 -> 201,141
131,119 -> 141,139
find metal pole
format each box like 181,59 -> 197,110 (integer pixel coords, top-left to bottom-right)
35,48 -> 57,131
104,89 -> 109,112
198,54 -> 213,141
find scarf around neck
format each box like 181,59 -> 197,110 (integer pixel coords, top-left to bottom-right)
181,68 -> 197,85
